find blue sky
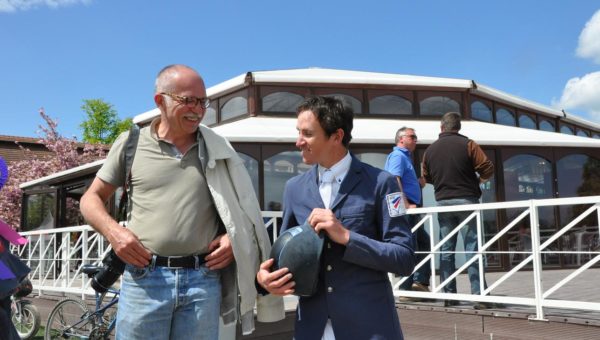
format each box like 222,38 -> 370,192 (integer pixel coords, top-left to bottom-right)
1,0 -> 599,139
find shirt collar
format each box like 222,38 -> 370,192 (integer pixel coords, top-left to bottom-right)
393,145 -> 411,156
318,152 -> 352,185
149,117 -> 161,140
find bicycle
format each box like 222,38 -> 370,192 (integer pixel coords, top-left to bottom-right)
10,278 -> 41,340
44,265 -> 119,340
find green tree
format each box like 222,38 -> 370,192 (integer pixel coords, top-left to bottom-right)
80,99 -> 132,144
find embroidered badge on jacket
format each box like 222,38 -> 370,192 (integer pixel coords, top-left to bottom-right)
386,192 -> 406,217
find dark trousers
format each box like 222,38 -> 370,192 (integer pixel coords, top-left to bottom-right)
400,214 -> 431,289
0,296 -> 19,340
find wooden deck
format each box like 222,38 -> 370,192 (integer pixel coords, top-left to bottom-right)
27,268 -> 600,339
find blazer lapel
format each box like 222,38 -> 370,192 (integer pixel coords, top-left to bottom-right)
330,156 -> 362,210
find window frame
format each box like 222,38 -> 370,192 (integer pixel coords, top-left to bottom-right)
313,88 -> 364,114
494,106 -> 516,126
470,97 -> 494,122
517,112 -> 537,130
538,118 -> 556,132
219,88 -> 249,123
366,89 -> 414,116
559,123 -> 575,135
417,91 -> 462,116
258,86 -> 310,115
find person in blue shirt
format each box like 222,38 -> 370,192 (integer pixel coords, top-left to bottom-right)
384,127 -> 431,296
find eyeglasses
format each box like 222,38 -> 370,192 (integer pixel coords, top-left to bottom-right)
161,92 -> 210,109
402,134 -> 418,141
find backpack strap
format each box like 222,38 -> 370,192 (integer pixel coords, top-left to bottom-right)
117,124 -> 140,221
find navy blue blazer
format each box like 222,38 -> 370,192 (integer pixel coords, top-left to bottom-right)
281,155 -> 414,340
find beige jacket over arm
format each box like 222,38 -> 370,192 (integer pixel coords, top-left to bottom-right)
199,125 -> 284,335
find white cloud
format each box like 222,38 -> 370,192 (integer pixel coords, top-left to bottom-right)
0,0 -> 91,13
576,9 -> 600,64
553,71 -> 600,121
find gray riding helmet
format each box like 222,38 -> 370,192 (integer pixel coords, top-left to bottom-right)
270,221 -> 324,297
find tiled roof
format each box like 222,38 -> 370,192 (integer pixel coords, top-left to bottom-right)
0,137 -> 51,163
0,135 -> 44,144
0,135 -> 109,163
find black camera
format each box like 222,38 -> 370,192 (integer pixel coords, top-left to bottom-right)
91,250 -> 125,293
12,278 -> 33,298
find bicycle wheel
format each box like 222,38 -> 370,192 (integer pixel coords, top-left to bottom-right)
11,301 -> 41,339
45,298 -> 95,340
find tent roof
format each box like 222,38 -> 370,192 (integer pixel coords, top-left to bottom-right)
212,116 -> 600,147
21,115 -> 600,190
134,68 -> 599,130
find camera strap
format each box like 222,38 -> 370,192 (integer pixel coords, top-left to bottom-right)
117,124 -> 140,222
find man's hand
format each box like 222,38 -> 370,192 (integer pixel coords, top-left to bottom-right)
205,234 -> 234,270
82,177 -> 151,268
107,227 -> 151,268
308,208 -> 349,245
256,258 -> 295,296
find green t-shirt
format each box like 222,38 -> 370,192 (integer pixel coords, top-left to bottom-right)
97,120 -> 219,256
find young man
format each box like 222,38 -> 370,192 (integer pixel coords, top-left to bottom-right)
257,96 -> 414,339
81,65 -> 283,339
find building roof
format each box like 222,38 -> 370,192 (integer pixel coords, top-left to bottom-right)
0,134 -> 51,163
20,159 -> 104,189
0,135 -> 44,144
210,116 -> 600,148
21,115 -> 600,190
21,67 -> 600,189
134,67 -> 599,131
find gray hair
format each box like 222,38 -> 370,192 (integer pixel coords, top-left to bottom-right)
394,126 -> 414,144
441,112 -> 461,132
154,64 -> 196,93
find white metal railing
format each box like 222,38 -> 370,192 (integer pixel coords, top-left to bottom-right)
11,224 -> 109,299
396,195 -> 600,321
11,197 -> 600,321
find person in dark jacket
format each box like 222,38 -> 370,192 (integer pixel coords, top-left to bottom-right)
257,96 -> 414,339
422,112 -> 494,307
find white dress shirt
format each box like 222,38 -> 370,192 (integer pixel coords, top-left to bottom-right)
317,152 -> 351,339
318,152 -> 352,209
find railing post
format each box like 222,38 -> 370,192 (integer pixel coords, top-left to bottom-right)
529,199 -> 546,321
597,204 -> 600,237
39,235 -> 45,282
476,209 -> 484,297
62,232 -> 70,288
82,229 -> 88,292
428,213 -> 436,292
99,231 -> 105,262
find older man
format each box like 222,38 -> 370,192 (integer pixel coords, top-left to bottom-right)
81,65 -> 283,339
385,127 -> 430,297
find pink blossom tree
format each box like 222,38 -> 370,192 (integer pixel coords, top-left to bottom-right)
0,109 -> 107,229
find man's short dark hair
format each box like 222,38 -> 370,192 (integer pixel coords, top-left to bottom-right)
296,96 -> 354,147
441,112 -> 462,131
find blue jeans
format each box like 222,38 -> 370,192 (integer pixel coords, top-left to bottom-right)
437,197 -> 485,294
400,214 -> 431,290
116,261 -> 221,340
